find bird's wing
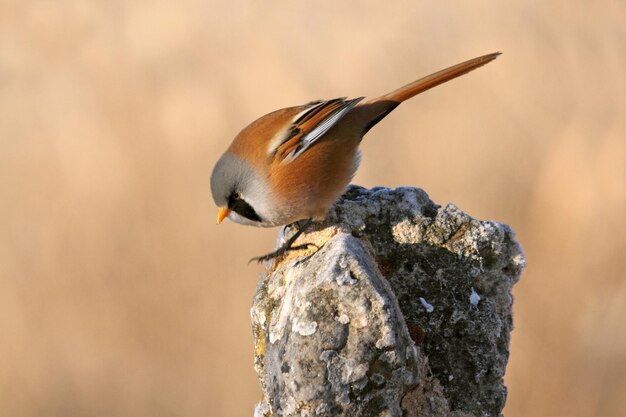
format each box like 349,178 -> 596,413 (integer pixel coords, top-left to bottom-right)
272,97 -> 363,163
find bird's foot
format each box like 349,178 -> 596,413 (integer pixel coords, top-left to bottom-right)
251,218 -> 317,264
249,242 -> 318,264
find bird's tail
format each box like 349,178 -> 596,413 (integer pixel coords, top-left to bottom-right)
354,52 -> 501,134
370,52 -> 500,104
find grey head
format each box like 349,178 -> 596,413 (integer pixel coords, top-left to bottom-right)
210,152 -> 277,227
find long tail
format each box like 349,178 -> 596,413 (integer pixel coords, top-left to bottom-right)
354,52 -> 501,134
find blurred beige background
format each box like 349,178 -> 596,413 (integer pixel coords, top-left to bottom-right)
1,1 -> 625,416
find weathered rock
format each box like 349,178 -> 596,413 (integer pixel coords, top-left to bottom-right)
251,186 -> 525,417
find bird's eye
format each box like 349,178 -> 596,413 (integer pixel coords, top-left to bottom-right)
233,192 -> 241,200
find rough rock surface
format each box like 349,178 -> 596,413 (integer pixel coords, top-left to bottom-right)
251,186 -> 525,417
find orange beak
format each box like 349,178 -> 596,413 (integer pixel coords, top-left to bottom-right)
216,207 -> 231,224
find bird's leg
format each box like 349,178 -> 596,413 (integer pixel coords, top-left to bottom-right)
281,218 -> 308,236
251,218 -> 317,263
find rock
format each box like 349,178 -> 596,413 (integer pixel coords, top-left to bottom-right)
251,186 -> 525,417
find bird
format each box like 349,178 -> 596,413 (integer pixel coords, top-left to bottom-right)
211,52 -> 501,262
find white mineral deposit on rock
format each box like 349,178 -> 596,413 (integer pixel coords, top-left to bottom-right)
292,318 -> 317,336
470,288 -> 481,306
419,297 -> 435,313
337,313 -> 350,324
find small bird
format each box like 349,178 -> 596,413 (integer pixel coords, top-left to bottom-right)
211,52 -> 500,262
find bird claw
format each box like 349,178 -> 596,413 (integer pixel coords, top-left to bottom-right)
249,242 -> 318,264
250,218 -> 317,264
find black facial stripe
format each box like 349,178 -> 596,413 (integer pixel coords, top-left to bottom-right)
229,195 -> 261,222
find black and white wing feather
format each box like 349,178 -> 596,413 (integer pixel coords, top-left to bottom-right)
271,97 -> 363,163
